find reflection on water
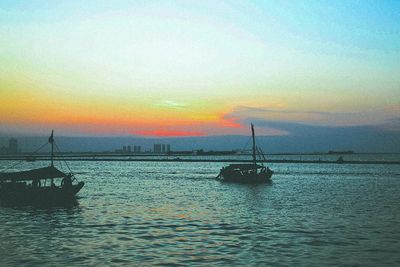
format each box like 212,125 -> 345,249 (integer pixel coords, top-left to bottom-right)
1,160 -> 400,265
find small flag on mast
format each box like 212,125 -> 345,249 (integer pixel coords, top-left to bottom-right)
48,130 -> 54,144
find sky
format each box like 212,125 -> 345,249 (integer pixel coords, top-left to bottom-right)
1,0 -> 399,138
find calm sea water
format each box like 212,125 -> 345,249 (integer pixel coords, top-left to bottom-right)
1,156 -> 400,266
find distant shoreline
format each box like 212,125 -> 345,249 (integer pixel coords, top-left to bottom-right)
1,152 -> 400,156
0,155 -> 399,165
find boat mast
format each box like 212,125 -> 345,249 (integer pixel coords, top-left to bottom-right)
51,140 -> 54,167
251,123 -> 256,164
49,130 -> 54,167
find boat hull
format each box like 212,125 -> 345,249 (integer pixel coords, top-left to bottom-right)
218,169 -> 273,184
0,182 -> 84,206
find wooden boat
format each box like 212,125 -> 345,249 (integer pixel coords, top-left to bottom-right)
0,131 -> 84,206
216,124 -> 273,183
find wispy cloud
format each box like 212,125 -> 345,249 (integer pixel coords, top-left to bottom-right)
227,105 -> 400,128
154,100 -> 188,109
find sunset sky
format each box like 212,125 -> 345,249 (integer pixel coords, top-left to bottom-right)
1,0 -> 399,137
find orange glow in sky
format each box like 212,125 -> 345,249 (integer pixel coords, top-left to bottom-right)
1,1 -> 399,137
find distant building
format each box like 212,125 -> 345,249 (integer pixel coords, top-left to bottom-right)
8,138 -> 18,154
123,146 -> 127,153
154,144 -> 162,153
153,143 -> 170,154
133,145 -> 141,153
127,145 -> 131,153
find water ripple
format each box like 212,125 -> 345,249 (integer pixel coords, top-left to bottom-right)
1,161 -> 400,265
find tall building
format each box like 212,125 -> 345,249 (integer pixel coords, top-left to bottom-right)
152,143 -> 171,154
134,145 -> 141,153
8,138 -> 18,154
127,145 -> 131,153
154,144 -> 162,153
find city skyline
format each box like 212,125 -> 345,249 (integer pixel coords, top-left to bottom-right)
1,1 -> 399,139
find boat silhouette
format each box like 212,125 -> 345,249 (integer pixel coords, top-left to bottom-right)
0,131 -> 84,206
216,124 -> 273,183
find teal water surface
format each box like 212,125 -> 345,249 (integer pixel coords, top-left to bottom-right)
1,159 -> 400,266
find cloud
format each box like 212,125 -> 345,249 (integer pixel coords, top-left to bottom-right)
227,105 -> 400,128
380,117 -> 400,132
154,100 -> 189,109
237,118 -> 400,153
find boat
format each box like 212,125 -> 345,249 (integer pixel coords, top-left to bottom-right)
216,124 -> 273,183
0,131 -> 84,206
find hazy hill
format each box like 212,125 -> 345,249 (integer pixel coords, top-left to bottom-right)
1,126 -> 399,154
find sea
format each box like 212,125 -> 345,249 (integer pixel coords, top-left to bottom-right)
1,154 -> 400,266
